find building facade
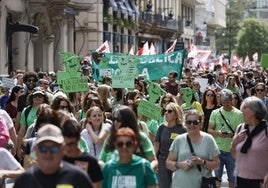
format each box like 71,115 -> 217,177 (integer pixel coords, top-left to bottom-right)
0,0 -> 226,75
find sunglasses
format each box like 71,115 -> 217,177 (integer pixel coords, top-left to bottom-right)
112,117 -> 121,122
256,89 -> 264,92
185,120 -> 200,125
33,94 -> 44,98
38,145 -> 60,154
116,141 -> 134,148
163,109 -> 173,114
206,93 -> 214,97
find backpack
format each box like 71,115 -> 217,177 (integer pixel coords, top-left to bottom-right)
0,117 -> 10,147
24,105 -> 32,128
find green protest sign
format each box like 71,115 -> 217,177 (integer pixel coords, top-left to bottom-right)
181,87 -> 195,107
57,52 -> 88,93
137,99 -> 162,120
112,75 -> 135,88
92,50 -> 185,82
146,80 -> 166,104
261,54 -> 268,68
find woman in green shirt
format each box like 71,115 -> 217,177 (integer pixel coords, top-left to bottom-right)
99,105 -> 158,170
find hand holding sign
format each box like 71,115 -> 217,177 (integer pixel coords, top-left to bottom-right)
181,87 -> 195,107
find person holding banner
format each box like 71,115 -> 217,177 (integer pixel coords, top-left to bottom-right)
165,70 -> 179,96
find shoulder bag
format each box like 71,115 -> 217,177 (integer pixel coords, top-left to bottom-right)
186,135 -> 217,188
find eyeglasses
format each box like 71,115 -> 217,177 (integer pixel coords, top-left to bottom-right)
163,109 -> 173,114
38,145 -> 60,154
33,94 -> 44,98
116,141 -> 134,148
112,117 -> 121,122
27,78 -> 36,83
59,105 -> 68,110
185,120 -> 200,125
163,99 -> 171,104
256,89 -> 264,92
206,93 -> 214,97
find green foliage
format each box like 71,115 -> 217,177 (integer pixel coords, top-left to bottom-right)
236,18 -> 268,60
215,0 -> 253,57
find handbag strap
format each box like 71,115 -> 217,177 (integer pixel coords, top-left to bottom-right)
219,110 -> 235,133
186,135 -> 201,172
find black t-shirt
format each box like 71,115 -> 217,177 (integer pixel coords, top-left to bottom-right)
14,161 -> 93,188
202,105 -> 219,132
63,152 -> 103,183
165,82 -> 179,96
155,124 -> 187,157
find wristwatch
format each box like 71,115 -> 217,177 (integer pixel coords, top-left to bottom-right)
203,160 -> 206,166
175,162 -> 180,169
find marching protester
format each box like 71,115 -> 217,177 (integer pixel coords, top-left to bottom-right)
166,109 -> 220,188
81,106 -> 111,159
201,89 -> 220,132
101,127 -> 159,188
99,105 -> 158,170
14,124 -> 93,188
208,89 -> 244,188
62,119 -> 103,188
231,96 -> 268,188
154,102 -> 186,188
17,89 -> 49,161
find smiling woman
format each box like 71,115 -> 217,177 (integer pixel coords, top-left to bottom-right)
166,109 -> 220,188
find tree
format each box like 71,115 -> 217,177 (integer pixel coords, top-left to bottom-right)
236,18 -> 268,60
215,0 -> 252,58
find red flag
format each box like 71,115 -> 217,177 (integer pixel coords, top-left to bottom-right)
165,39 -> 177,53
96,40 -> 110,53
136,41 -> 149,55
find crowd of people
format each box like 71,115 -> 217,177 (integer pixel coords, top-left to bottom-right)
0,65 -> 267,188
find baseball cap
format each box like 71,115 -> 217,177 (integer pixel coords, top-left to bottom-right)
34,124 -> 64,145
32,87 -> 45,96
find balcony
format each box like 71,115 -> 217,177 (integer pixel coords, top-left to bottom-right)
140,12 -> 182,32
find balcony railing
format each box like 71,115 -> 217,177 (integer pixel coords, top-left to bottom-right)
140,12 -> 181,31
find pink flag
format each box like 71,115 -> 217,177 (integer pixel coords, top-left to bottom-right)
149,43 -> 157,55
253,52 -> 258,61
165,39 -> 177,53
96,40 -> 110,53
136,41 -> 149,55
189,41 -> 197,52
244,55 -> 251,68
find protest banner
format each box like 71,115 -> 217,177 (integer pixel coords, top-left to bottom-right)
92,50 -> 185,82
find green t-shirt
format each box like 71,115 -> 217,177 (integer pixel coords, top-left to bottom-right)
20,106 -> 37,129
79,137 -> 89,153
99,131 -> 155,162
209,107 -> 244,152
102,154 -> 158,188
